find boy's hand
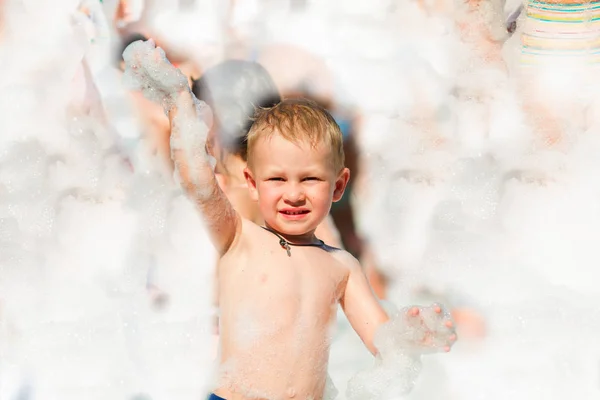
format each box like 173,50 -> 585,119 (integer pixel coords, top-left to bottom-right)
122,39 -> 189,113
347,303 -> 456,400
375,303 -> 457,356
404,304 -> 457,352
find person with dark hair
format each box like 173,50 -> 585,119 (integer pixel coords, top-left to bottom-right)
192,60 -> 281,163
191,60 -> 281,225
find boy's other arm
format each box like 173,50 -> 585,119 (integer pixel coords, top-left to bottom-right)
168,90 -> 241,255
339,254 -> 389,355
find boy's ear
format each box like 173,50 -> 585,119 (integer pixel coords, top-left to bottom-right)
244,167 -> 259,201
332,168 -> 350,203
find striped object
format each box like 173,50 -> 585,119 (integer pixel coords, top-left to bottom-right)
520,0 -> 600,64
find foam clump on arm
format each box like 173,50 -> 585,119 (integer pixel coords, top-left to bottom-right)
347,304 -> 455,400
169,91 -> 217,196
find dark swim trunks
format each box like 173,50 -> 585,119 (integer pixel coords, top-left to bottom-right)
208,394 -> 227,400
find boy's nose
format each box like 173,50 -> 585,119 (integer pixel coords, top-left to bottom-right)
283,184 -> 306,204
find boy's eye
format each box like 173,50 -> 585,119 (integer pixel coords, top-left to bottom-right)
268,177 -> 284,181
303,177 -> 320,181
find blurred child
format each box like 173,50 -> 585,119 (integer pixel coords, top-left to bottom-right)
513,0 -> 600,154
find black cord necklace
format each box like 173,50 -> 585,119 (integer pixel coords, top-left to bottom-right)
261,226 -> 325,257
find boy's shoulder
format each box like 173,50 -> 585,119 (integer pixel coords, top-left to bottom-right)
326,246 -> 362,271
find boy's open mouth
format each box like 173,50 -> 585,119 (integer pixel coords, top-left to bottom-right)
280,209 -> 310,216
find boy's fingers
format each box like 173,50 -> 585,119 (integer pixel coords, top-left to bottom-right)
406,307 -> 420,317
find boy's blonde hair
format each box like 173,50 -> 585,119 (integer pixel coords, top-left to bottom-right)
247,98 -> 345,172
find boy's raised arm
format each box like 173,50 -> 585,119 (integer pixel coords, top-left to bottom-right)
123,40 -> 240,255
169,90 -> 240,254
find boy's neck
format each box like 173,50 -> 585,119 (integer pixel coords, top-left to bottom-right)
264,224 -> 319,246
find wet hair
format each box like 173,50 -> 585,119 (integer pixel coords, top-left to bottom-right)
192,60 -> 281,161
247,98 -> 345,172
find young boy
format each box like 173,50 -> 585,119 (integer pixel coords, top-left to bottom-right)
124,40 -> 457,400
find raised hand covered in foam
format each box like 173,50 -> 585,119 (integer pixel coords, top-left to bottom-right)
122,39 -> 215,195
347,304 -> 456,400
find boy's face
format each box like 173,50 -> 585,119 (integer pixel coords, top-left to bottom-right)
244,133 -> 349,237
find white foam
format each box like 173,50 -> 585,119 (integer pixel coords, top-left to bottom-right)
0,3 -> 214,400
3,1 -> 600,399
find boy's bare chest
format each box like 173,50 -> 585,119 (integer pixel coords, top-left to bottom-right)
220,245 -> 347,307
